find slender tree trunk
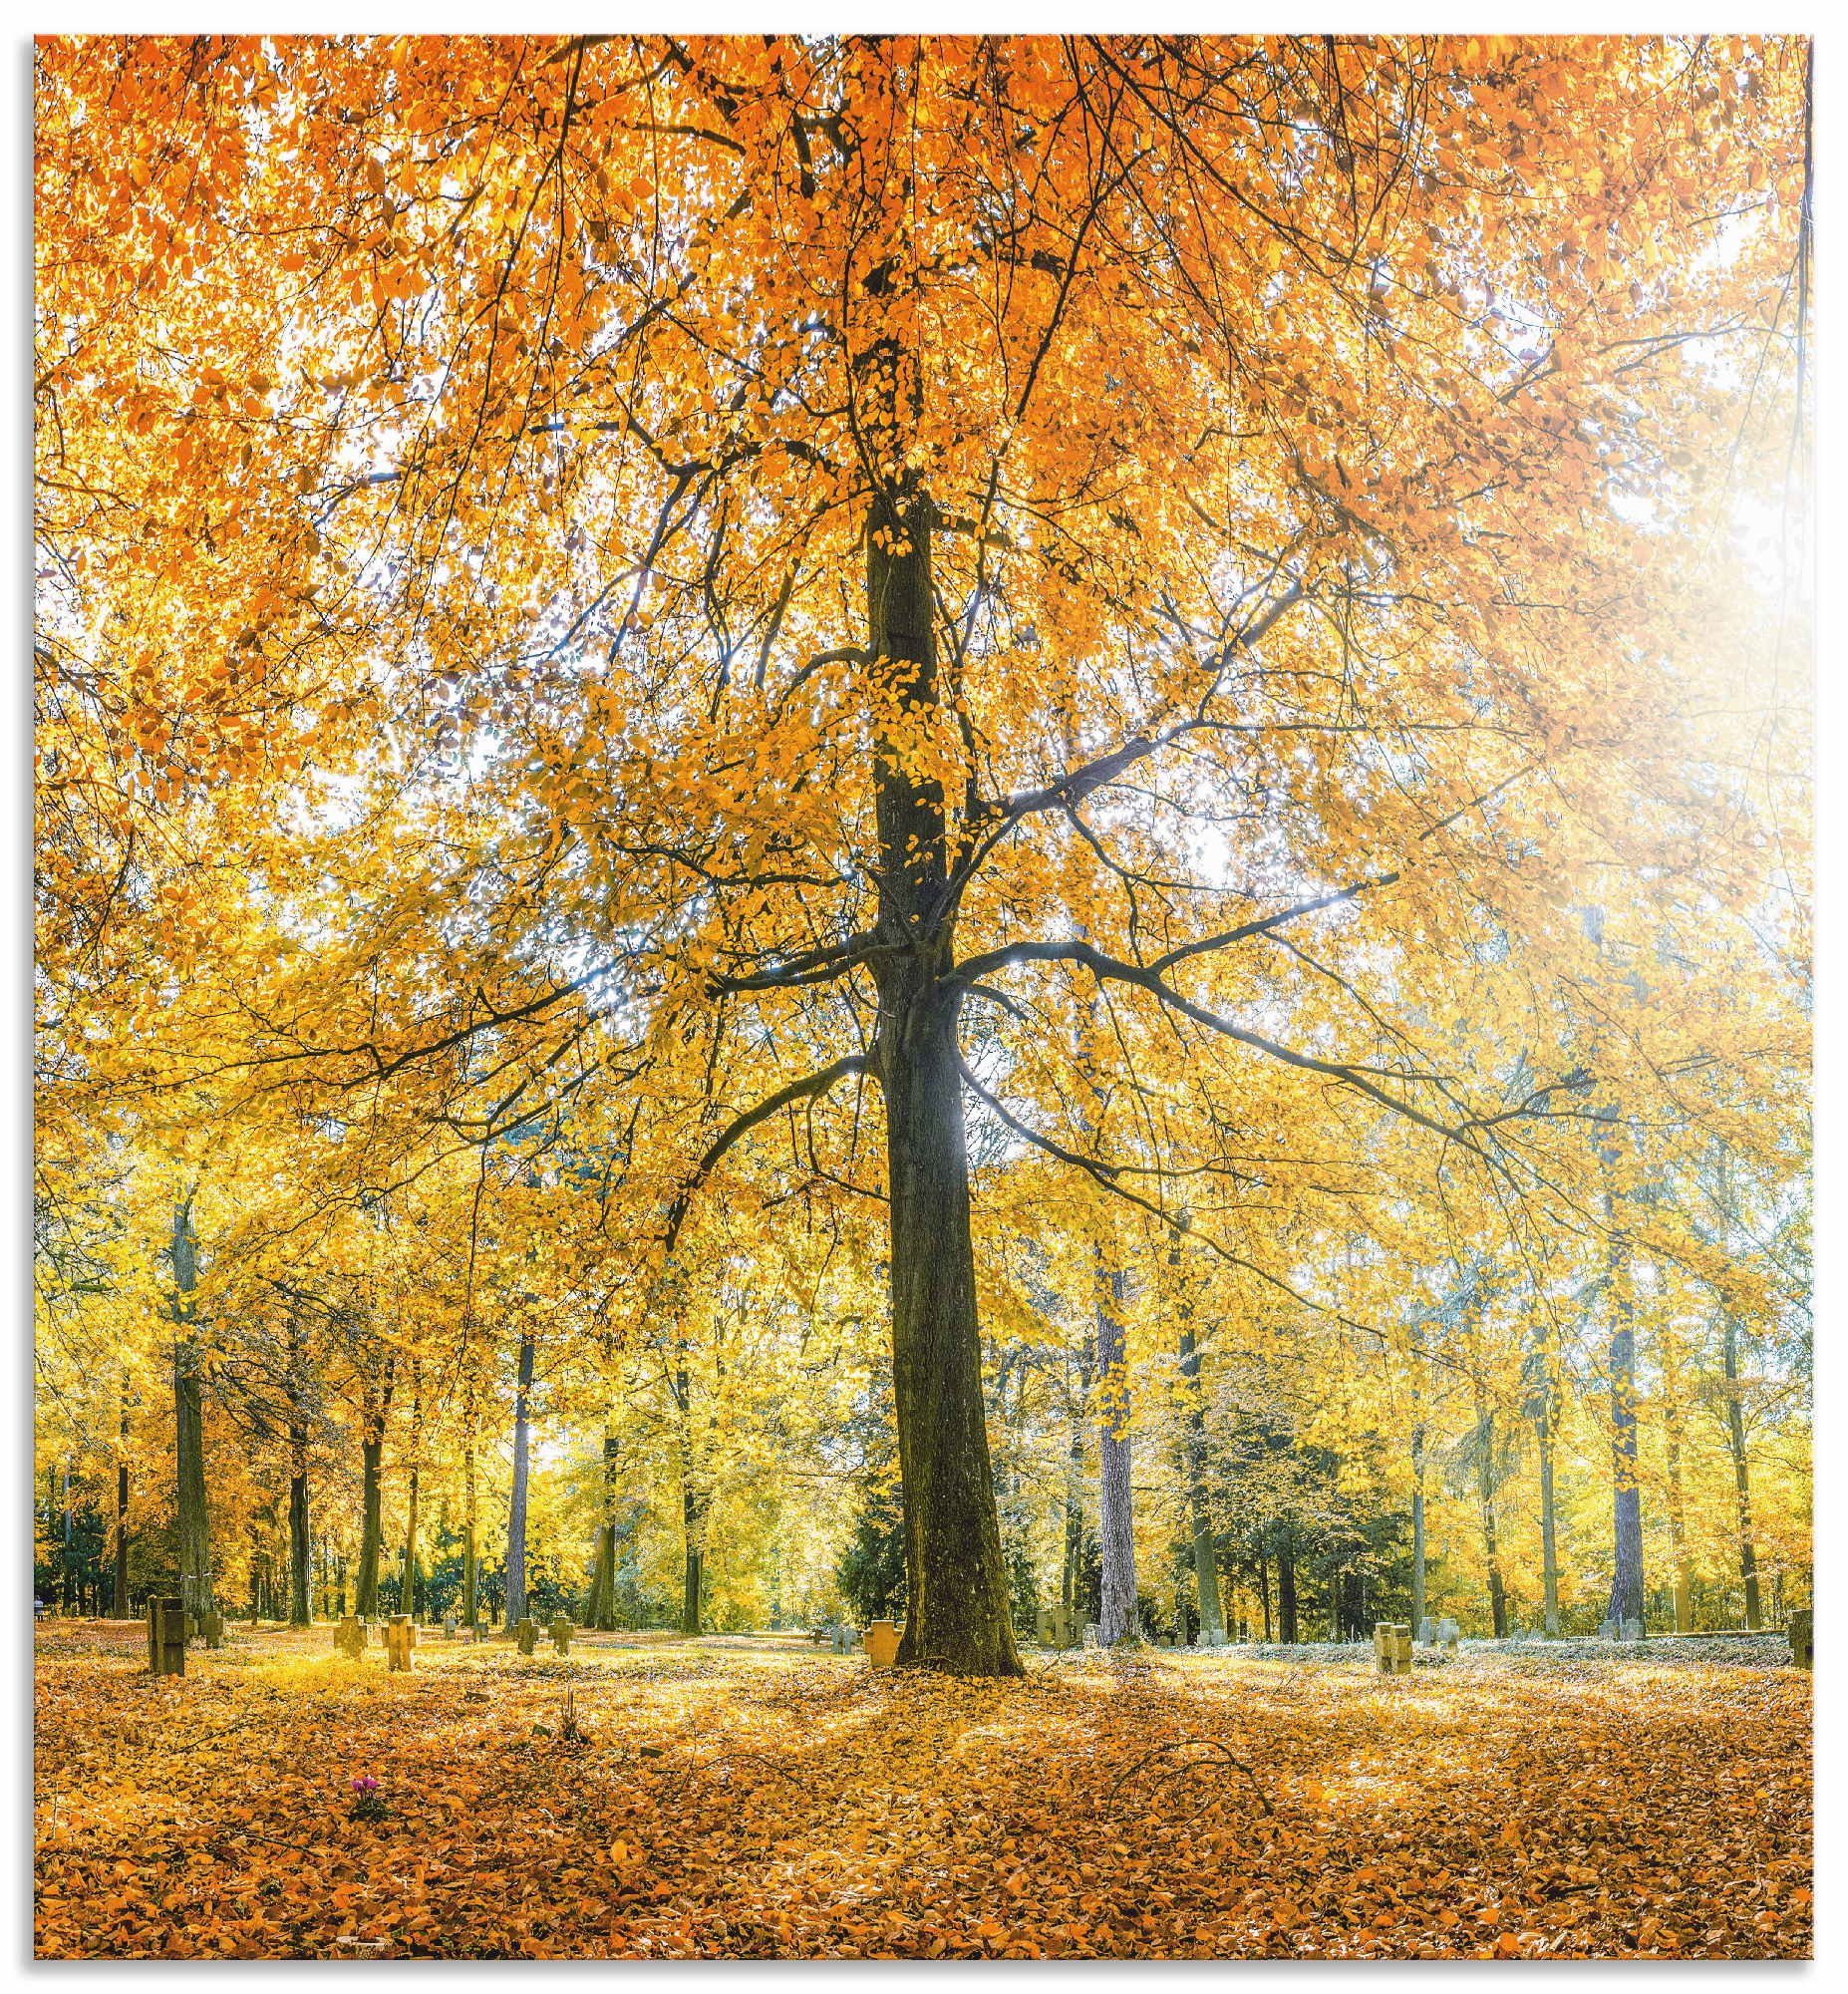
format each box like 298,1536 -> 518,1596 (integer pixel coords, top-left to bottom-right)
61,1458 -> 74,1611
114,1391 -> 131,1617
1094,1257 -> 1138,1644
1536,1380 -> 1562,1637
681,1484 -> 706,1636
168,1200 -> 213,1625
115,1457 -> 131,1616
592,1429 -> 619,1629
1410,1417 -> 1427,1637
1605,1223 -> 1645,1629
1473,1373 -> 1509,1638
859,275 -> 1019,1676
356,1418 -> 385,1618
1256,1548 -> 1272,1641
288,1432 -> 311,1626
1721,1312 -> 1762,1629
403,1371 -> 424,1622
1177,1321 -> 1226,1645
462,1384 -> 479,1626
1660,1323 -> 1693,1631
1278,1537 -> 1299,1644
1061,1347 -> 1089,1615
505,1328 -> 535,1628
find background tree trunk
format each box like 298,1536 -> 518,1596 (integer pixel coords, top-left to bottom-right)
1278,1536 -> 1299,1644
114,1393 -> 131,1618
1177,1321 -> 1226,1646
1094,1258 -> 1138,1644
356,1420 -> 385,1618
170,1201 -> 212,1624
1474,1377 -> 1509,1638
1721,1311 -> 1762,1629
591,1430 -> 620,1629
1606,1231 -> 1646,1629
505,1328 -> 535,1628
288,1434 -> 311,1625
1535,1346 -> 1563,1636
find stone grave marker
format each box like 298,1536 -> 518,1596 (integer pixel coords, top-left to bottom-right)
200,1608 -> 226,1650
515,1617 -> 538,1656
387,1614 -> 415,1672
1417,1616 -> 1437,1646
334,1614 -> 366,1659
443,1614 -> 458,1638
147,1596 -> 186,1677
549,1617 -> 573,1656
1435,1616 -> 1460,1652
862,1618 -> 901,1668
1374,1622 -> 1412,1676
1035,1604 -> 1079,1650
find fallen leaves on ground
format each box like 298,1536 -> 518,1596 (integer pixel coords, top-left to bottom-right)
34,1623 -> 1811,1960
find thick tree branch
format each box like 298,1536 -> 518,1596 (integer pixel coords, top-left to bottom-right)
662,1053 -> 868,1254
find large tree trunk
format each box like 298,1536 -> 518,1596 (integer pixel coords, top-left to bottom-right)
1721,1312 -> 1762,1629
1094,1257 -> 1138,1644
170,1201 -> 212,1625
1177,1318 -> 1226,1646
505,1328 -> 535,1628
866,497 -> 1018,1672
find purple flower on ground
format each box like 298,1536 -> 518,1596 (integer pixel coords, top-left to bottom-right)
352,1775 -> 380,1795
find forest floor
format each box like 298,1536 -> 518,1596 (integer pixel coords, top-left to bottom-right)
34,1619 -> 1812,1960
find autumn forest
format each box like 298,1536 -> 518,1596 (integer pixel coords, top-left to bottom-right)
34,33 -> 1812,1961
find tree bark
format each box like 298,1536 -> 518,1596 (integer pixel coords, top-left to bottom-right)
1605,1222 -> 1646,1629
356,1422 -> 385,1618
1532,1331 -> 1563,1636
114,1390 -> 131,1618
170,1200 -> 212,1624
1094,1257 -> 1138,1644
288,1435 -> 311,1626
1277,1535 -> 1299,1644
591,1429 -> 620,1629
462,1381 -> 479,1626
1721,1311 -> 1762,1629
1474,1377 -> 1509,1638
1061,1346 -> 1089,1615
1660,1322 -> 1693,1631
681,1483 -> 706,1636
402,1368 -> 424,1622
505,1327 -> 535,1628
854,247 -> 1019,1675
1409,1329 -> 1427,1637
1177,1320 -> 1226,1645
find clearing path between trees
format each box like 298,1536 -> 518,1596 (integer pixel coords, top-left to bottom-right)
34,1621 -> 1810,1960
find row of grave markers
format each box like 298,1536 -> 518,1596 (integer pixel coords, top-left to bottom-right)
142,1600 -> 1816,1676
